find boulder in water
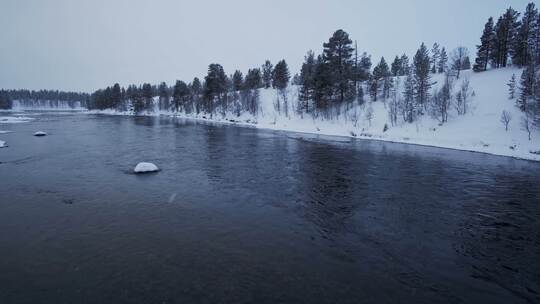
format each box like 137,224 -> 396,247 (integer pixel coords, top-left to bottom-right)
134,162 -> 159,173
0,140 -> 7,148
34,131 -> 47,136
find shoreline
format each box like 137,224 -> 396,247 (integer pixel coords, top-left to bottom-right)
87,110 -> 540,163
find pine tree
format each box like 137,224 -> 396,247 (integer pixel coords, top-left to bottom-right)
358,52 -> 372,81
141,83 -> 154,112
244,68 -> 263,89
492,8 -> 520,68
232,70 -> 244,91
322,29 -> 355,103
111,83 -> 122,109
399,53 -> 410,75
204,64 -> 228,114
262,60 -> 273,88
518,63 -> 536,111
508,73 -> 517,99
413,43 -> 432,108
158,82 -> 169,110
431,43 -> 440,73
438,47 -> 448,73
272,60 -> 290,90
370,57 -> 390,101
391,56 -> 401,77
172,80 -> 189,112
512,3 -> 538,66
403,70 -> 415,123
474,17 -> 495,72
299,51 -> 316,110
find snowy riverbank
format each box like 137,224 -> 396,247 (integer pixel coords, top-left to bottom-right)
86,68 -> 539,162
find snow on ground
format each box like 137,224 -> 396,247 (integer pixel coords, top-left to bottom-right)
95,67 -> 539,161
134,162 -> 159,173
0,140 -> 6,148
0,116 -> 35,124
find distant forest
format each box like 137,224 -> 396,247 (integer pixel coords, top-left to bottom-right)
0,89 -> 89,109
1,2 -> 539,130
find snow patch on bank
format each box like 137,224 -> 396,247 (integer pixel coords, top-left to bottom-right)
0,116 -> 35,124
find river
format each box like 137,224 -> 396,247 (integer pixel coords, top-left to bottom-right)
0,112 -> 539,303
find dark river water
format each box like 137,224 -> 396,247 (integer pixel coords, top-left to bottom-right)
1,112 -> 539,304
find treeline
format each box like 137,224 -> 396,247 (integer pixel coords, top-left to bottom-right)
474,3 -> 540,135
0,89 -> 89,109
87,59 -> 291,117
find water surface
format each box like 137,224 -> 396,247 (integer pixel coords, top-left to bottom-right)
1,112 -> 539,303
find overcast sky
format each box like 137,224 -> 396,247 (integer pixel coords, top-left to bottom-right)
0,0 -> 532,92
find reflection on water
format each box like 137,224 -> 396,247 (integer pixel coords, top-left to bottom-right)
0,113 -> 539,304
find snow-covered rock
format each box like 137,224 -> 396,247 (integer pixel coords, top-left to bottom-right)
0,140 -> 7,148
0,116 -> 34,124
34,131 -> 47,136
134,162 -> 159,173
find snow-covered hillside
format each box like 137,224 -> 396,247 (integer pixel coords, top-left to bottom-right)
95,67 -> 539,161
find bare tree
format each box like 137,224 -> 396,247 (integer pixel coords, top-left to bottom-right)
455,78 -> 472,115
450,46 -> 469,79
500,110 -> 512,131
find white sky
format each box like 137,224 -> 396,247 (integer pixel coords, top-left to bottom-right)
0,0 -> 532,92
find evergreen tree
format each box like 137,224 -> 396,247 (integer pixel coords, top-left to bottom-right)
111,83 -> 122,109
508,73 -> 517,99
322,29 -> 355,103
191,77 -> 202,114
431,43 -> 440,73
399,53 -> 410,75
244,68 -> 263,89
0,90 -> 13,109
403,70 -> 416,123
172,80 -> 189,112
474,17 -> 495,72
438,47 -> 448,73
370,57 -> 390,101
518,62 -> 536,111
158,82 -> 170,111
312,55 -> 333,113
512,2 -> 538,66
262,60 -> 273,88
391,56 -> 401,77
299,50 -> 316,110
413,43 -> 432,108
141,83 -> 154,112
272,59 -> 290,90
232,70 -> 244,91
204,64 -> 228,114
358,52 -> 372,81
492,8 -> 520,68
